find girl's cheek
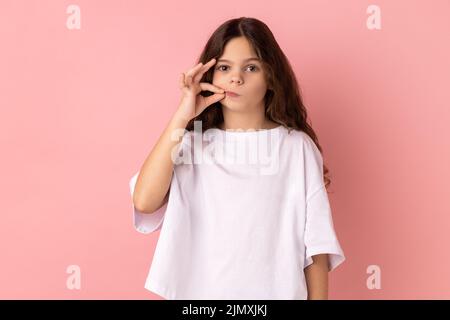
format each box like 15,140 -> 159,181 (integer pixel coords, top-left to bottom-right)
212,79 -> 222,88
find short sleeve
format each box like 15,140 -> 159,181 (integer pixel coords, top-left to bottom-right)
128,130 -> 189,234
129,171 -> 167,234
303,185 -> 345,271
302,134 -> 345,271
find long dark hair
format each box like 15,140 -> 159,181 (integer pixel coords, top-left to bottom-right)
185,17 -> 332,190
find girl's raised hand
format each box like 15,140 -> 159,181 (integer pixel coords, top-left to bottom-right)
175,58 -> 225,122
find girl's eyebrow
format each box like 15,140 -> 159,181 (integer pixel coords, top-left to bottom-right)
217,57 -> 260,63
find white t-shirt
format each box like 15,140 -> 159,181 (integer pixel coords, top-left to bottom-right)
129,125 -> 345,300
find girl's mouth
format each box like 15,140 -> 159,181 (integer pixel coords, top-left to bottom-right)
226,91 -> 240,98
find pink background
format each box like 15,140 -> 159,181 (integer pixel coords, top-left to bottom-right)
1,0 -> 449,299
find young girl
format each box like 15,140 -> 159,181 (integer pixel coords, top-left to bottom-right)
129,17 -> 345,300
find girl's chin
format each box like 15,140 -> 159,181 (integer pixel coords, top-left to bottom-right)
220,103 -> 245,111
221,100 -> 243,106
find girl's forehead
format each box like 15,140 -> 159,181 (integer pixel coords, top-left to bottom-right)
220,37 -> 259,57
217,57 -> 261,63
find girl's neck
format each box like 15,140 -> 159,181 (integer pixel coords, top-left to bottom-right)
219,119 -> 280,131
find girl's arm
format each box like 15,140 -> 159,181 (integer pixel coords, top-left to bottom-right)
304,254 -> 329,300
132,111 -> 188,214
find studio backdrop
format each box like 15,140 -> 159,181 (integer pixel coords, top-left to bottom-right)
1,0 -> 449,299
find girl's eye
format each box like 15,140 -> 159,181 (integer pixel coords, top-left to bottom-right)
216,65 -> 259,72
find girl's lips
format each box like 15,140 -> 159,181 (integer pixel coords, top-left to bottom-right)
226,91 -> 240,97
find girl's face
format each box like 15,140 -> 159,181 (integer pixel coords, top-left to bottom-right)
212,37 -> 269,112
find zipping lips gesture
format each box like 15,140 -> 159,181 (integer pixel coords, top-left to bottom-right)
177,58 -> 225,122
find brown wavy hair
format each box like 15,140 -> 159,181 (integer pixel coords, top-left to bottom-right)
185,17 -> 332,190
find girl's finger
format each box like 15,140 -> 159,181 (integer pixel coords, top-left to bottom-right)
186,74 -> 193,87
194,58 -> 217,83
199,82 -> 225,93
203,92 -> 226,107
179,73 -> 186,89
185,62 -> 204,85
